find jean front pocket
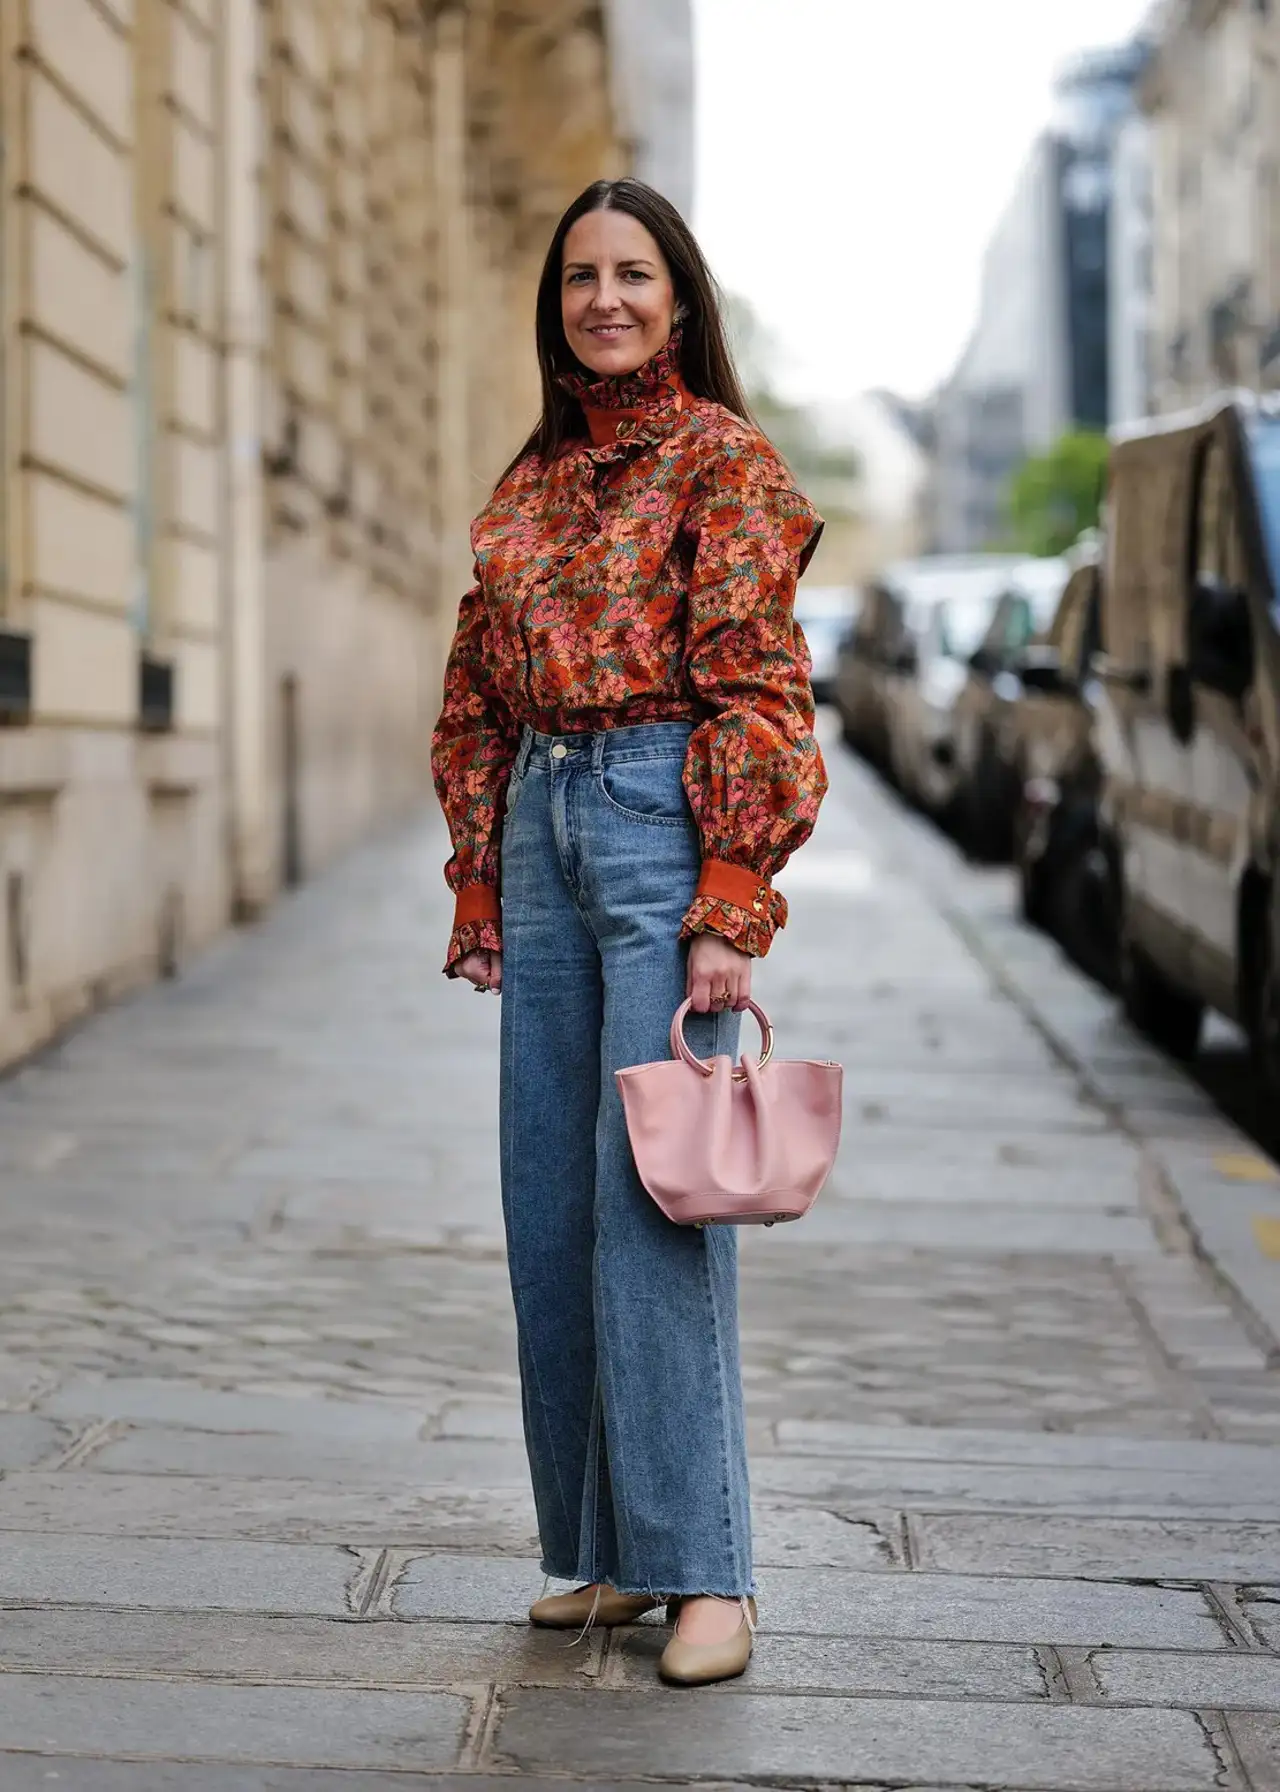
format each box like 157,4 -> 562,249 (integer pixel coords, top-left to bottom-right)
596,754 -> 692,827
502,763 -> 531,827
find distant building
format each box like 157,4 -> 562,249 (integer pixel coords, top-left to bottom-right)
1109,112 -> 1155,425
606,0 -> 695,219
1142,0 -> 1280,411
931,41 -> 1147,552
805,394 -> 928,587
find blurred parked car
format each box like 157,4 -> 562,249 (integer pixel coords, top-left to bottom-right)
795,585 -> 861,706
950,555 -> 1072,860
833,580 -> 908,765
1012,537 -> 1116,985
1096,393 -> 1280,1093
835,556 -> 1021,774
886,576 -> 1026,820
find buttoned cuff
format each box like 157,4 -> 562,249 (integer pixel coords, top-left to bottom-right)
679,860 -> 788,958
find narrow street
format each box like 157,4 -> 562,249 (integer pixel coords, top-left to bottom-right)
1,726 -> 1279,1791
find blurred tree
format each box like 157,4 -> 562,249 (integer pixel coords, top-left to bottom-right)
724,294 -> 860,517
1004,430 -> 1109,557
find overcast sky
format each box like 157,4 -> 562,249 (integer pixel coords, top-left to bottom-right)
693,0 -> 1153,413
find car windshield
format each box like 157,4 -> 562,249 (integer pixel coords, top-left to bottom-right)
1247,417 -> 1280,608
938,597 -> 998,660
795,586 -> 859,625
1012,559 -> 1071,631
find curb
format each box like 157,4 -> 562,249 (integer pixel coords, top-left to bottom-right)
948,898 -> 1280,1369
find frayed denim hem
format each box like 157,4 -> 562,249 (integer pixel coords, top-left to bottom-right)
612,1579 -> 757,1599
540,1559 -> 584,1583
538,1560 -> 756,1600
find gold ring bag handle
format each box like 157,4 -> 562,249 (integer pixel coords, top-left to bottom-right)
617,999 -> 842,1227
668,997 -> 775,1079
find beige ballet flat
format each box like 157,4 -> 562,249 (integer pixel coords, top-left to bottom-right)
528,1584 -> 664,1629
658,1596 -> 757,1686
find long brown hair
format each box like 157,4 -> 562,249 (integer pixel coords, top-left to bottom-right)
503,179 -> 754,478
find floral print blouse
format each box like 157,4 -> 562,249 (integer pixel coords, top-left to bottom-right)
431,336 -> 828,976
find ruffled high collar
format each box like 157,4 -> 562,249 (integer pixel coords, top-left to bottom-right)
559,333 -> 692,452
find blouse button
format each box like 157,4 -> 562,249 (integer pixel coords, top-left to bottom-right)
752,900 -> 764,913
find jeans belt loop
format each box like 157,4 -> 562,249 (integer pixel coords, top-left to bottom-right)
591,732 -> 608,774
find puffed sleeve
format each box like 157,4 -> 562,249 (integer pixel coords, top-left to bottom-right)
679,465 -> 828,957
430,575 -> 520,976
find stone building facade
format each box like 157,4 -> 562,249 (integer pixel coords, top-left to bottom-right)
0,0 -> 691,1069
1142,0 -> 1280,411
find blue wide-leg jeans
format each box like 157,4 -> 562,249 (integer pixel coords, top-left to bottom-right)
498,721 -> 753,1597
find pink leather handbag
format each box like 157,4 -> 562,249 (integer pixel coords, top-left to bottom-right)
615,999 -> 843,1227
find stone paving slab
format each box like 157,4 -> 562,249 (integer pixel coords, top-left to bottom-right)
1243,1590 -> 1280,1649
821,1162 -> 1142,1208
775,1203 -> 1158,1256
89,1426 -> 534,1488
41,1379 -> 437,1438
0,1413 -> 70,1468
0,1472 -> 894,1569
831,1075 -> 1110,1129
1087,1647 -> 1280,1709
752,1566 -> 1224,1649
390,1556 -> 1224,1648
0,1472 -> 541,1550
773,1421 -> 1279,1474
1225,1711 -> 1280,1790
754,1454 -> 1280,1519
0,1608 -> 601,1687
0,1360 -> 57,1410
490,1689 -> 1222,1790
0,1533 -> 367,1614
0,1676 -> 471,1770
0,1768 -> 771,1792
1116,1258 -> 1271,1375
911,1512 -> 1280,1583
610,1629 -> 1049,1700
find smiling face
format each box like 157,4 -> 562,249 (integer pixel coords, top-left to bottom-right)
561,208 -> 678,379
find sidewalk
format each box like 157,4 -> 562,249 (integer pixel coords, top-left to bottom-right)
0,727 -> 1278,1790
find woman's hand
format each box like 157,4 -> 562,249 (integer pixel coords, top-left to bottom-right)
687,933 -> 751,1013
457,949 -> 502,993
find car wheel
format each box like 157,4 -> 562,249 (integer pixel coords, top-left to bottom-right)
1118,925 -> 1203,1061
966,731 -> 1014,863
1048,834 -> 1119,989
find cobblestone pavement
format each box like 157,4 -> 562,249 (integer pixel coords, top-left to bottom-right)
2,724 -> 1280,1790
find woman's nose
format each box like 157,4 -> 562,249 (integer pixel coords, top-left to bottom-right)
593,277 -> 623,312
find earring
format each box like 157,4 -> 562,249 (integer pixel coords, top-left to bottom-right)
673,302 -> 688,324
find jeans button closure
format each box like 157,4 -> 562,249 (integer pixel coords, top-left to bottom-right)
550,743 -> 568,759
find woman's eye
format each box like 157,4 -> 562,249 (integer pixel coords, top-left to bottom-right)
623,270 -> 649,282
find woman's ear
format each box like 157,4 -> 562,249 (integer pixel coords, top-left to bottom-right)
672,300 -> 688,324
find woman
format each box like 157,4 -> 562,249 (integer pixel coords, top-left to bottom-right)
431,178 -> 826,1686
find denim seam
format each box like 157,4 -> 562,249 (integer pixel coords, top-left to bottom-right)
557,769 -> 604,938
594,748 -> 689,765
499,830 -> 579,1568
592,1221 -> 648,1592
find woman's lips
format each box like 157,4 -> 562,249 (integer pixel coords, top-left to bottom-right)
587,324 -> 634,337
